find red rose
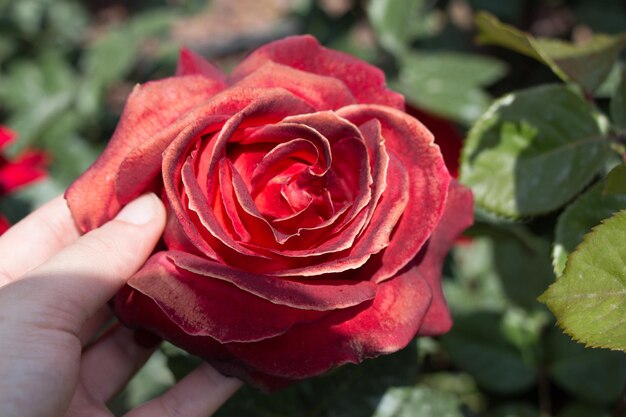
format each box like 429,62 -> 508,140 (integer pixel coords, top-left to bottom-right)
0,126 -> 47,234
406,106 -> 463,178
65,35 -> 473,390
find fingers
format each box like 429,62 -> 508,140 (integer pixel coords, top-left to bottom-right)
77,325 -> 161,404
78,307 -> 114,346
0,193 -> 166,334
125,363 -> 242,417
0,196 -> 80,286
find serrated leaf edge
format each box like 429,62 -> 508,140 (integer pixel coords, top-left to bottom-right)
540,209 -> 626,351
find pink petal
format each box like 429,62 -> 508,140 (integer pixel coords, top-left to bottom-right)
417,180 -> 473,335
232,35 -> 404,109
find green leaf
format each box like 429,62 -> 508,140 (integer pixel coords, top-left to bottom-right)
546,327 -> 626,404
475,11 -> 626,92
372,386 -> 464,417
82,29 -> 139,87
540,210 -> 626,350
604,163 -> 626,195
553,181 -> 626,275
440,312 -> 537,394
367,0 -> 421,55
611,67 -> 626,130
460,84 -> 609,218
395,51 -> 506,125
489,225 -> 555,308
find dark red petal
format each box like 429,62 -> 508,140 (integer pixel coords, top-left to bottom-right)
232,35 -> 404,109
417,180 -> 473,336
66,75 -> 226,232
115,283 -> 292,391
225,264 -> 432,379
165,89 -> 316,258
337,105 -> 451,283
176,48 -> 228,85
233,61 -> 356,110
123,252 -> 329,343
168,250 -> 377,310
267,151 -> 408,277
407,106 -> 463,178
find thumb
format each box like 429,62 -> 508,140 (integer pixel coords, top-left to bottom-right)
1,193 -> 166,331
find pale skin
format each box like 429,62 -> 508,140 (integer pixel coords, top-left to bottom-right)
0,193 -> 242,417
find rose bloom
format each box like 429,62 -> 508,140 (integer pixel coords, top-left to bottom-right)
0,126 -> 47,234
66,35 -> 473,390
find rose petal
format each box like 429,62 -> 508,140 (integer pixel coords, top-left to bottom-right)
161,88 -> 314,261
233,61 -> 356,110
407,106 -> 462,178
232,35 -> 404,109
224,264 -> 432,379
337,105 -> 451,282
115,282 -> 294,391
122,252 -> 330,343
265,148 -> 408,277
66,75 -> 226,232
168,250 -> 378,310
176,48 -> 228,85
417,180 -> 473,335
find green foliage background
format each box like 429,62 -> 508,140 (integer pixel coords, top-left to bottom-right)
1,0 -> 626,416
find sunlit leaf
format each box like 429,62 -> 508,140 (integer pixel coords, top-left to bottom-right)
476,11 -> 626,92
553,181 -> 626,276
372,386 -> 464,417
460,84 -> 609,218
541,210 -> 626,350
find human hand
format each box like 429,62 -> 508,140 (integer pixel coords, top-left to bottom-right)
0,193 -> 242,417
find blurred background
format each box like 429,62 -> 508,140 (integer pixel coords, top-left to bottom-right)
1,0 -> 625,416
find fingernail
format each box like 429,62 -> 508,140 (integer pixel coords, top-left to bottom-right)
116,194 -> 159,225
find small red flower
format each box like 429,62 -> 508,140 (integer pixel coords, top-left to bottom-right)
0,126 -> 48,233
